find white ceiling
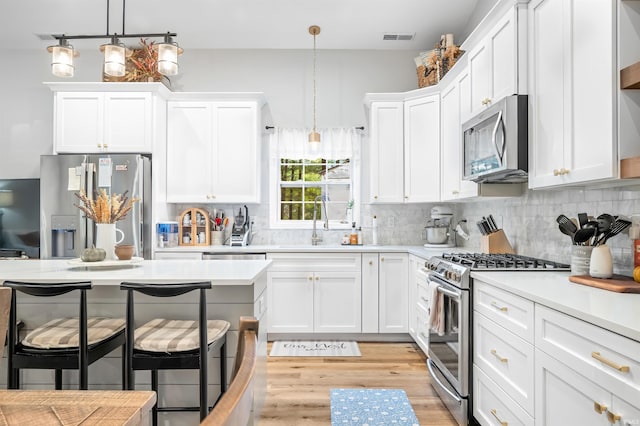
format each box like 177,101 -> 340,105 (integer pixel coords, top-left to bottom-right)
1,0 -> 481,51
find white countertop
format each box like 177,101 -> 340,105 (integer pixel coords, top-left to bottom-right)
0,259 -> 271,286
471,270 -> 640,342
155,244 -> 459,259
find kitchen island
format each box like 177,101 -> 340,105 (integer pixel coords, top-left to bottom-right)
0,258 -> 270,426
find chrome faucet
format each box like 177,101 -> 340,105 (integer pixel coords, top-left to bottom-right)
311,195 -> 329,245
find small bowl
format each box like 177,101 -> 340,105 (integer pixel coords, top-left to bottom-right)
114,244 -> 135,260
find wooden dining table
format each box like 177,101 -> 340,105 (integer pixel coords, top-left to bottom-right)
0,390 -> 156,425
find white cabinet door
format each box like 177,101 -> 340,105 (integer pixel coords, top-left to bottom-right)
314,271 -> 362,333
361,253 -> 379,333
166,102 -> 213,203
54,92 -> 103,153
54,91 -> 154,153
166,100 -> 262,203
267,271 -> 314,333
103,92 -> 152,152
441,71 -> 478,201
535,349 -> 610,426
378,253 -> 408,333
369,102 -> 404,203
404,95 -> 440,202
408,256 -> 418,338
211,102 -> 260,203
528,0 -> 615,188
469,8 -> 518,117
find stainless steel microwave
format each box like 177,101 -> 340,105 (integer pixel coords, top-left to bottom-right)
462,94 -> 528,183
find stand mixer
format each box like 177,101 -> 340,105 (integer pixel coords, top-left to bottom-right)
424,206 -> 455,247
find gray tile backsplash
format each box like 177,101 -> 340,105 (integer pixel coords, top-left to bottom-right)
173,185 -> 640,274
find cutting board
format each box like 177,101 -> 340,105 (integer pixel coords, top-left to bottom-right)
569,275 -> 640,293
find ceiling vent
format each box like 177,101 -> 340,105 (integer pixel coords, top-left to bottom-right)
383,33 -> 415,41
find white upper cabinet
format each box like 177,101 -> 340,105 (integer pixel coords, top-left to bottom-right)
466,4 -> 524,120
441,67 -> 479,201
528,0 -> 616,188
368,101 -> 405,203
47,83 -> 168,153
404,94 -> 441,203
367,92 -> 440,204
166,96 -> 263,203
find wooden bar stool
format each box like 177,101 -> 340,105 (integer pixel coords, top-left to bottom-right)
120,281 -> 230,425
3,281 -> 126,390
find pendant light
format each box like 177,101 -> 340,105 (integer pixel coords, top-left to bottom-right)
155,34 -> 184,76
100,36 -> 127,77
47,0 -> 181,78
308,25 -> 321,146
47,39 -> 76,78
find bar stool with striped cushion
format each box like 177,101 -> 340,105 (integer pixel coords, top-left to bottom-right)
120,281 -> 230,425
4,281 -> 126,390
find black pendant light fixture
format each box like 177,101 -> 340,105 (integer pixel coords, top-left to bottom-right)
47,0 -> 182,78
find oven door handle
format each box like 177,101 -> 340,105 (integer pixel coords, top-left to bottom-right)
427,358 -> 462,403
428,274 -> 462,300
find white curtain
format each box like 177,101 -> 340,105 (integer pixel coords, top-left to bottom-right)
270,127 -> 361,160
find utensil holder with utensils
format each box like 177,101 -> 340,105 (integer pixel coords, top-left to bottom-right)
480,229 -> 515,254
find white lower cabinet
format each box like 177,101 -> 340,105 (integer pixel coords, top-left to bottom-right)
474,365 -> 534,426
473,281 -> 534,425
267,253 -> 362,333
378,253 -> 409,333
473,280 -> 640,426
362,253 -> 380,333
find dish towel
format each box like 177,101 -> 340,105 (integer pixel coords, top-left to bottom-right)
428,281 -> 445,336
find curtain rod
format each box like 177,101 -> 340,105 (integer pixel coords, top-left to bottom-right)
265,126 -> 364,131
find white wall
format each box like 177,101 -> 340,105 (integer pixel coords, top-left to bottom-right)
0,48 -> 420,179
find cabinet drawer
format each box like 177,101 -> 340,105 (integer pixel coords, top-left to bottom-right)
535,304 -> 640,403
474,280 -> 534,342
267,253 -> 361,272
417,281 -> 431,311
473,365 -> 533,426
474,312 -> 534,415
415,303 -> 429,354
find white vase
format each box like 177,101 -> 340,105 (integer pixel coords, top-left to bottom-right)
95,223 -> 125,260
589,244 -> 613,279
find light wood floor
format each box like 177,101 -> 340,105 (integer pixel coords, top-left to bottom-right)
259,342 -> 457,425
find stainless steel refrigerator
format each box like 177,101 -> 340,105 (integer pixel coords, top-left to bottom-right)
40,154 -> 151,259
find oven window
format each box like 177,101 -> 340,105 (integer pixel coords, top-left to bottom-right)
429,292 -> 461,382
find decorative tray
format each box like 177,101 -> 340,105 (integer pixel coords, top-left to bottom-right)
67,257 -> 143,268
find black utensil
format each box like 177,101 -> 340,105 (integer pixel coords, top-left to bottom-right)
596,218 -> 632,245
476,221 -> 487,236
578,213 -> 588,229
557,214 -> 578,243
573,227 -> 597,245
596,213 -> 614,235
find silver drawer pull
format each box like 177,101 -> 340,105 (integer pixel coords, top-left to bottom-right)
591,352 -> 630,373
490,409 -> 508,426
491,349 -> 508,363
490,301 -> 508,312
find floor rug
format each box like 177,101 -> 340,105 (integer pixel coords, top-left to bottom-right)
330,388 -> 420,426
269,340 -> 361,357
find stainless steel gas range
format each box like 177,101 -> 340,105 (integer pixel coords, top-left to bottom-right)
421,253 -> 569,425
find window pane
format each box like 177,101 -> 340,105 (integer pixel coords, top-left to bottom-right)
325,185 -> 351,203
281,187 -> 302,202
281,164 -> 303,181
325,162 -> 351,180
303,202 -> 316,220
304,187 -> 322,201
281,202 -> 304,220
305,164 -> 324,182
327,202 -> 349,223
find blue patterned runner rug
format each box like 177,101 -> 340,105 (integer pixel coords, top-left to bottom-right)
330,388 -> 420,425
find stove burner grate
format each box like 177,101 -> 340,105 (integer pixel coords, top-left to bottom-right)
441,253 -> 569,270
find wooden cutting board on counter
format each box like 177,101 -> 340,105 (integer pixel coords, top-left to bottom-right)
569,275 -> 640,293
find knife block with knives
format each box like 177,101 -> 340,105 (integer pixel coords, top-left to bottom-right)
478,215 -> 515,254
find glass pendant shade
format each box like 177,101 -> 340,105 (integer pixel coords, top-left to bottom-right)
50,44 -> 75,78
102,43 -> 126,77
308,131 -> 321,147
156,41 -> 180,76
